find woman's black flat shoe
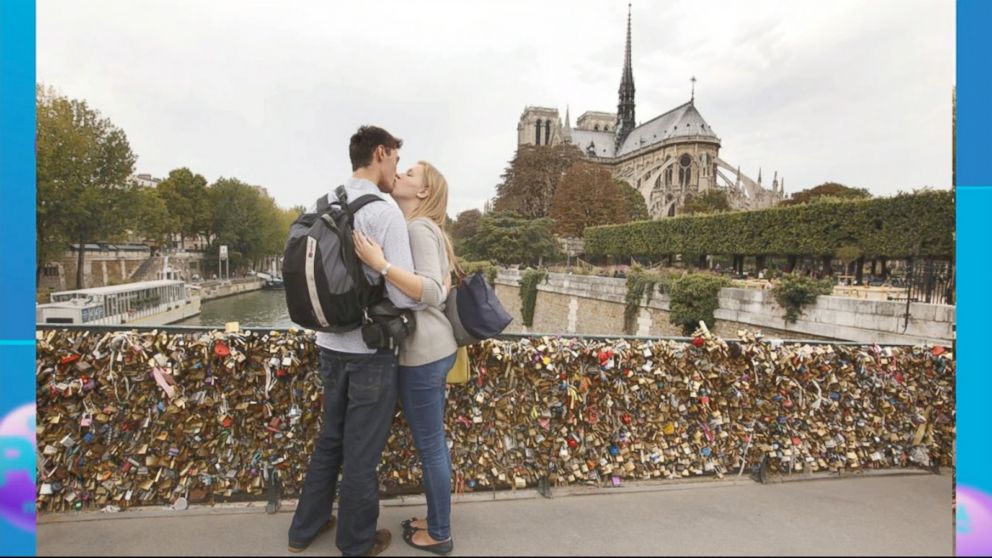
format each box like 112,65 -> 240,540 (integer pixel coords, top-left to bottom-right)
401,517 -> 424,532
402,529 -> 453,555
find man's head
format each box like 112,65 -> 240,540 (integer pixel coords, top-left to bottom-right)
349,125 -> 403,193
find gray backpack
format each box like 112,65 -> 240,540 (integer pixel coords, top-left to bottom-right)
282,186 -> 383,332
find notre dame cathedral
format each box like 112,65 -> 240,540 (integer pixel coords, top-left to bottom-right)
517,5 -> 785,218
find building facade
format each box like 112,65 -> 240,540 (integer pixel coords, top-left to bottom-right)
517,6 -> 785,218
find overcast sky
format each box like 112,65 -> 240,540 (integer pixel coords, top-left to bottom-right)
38,0 -> 954,216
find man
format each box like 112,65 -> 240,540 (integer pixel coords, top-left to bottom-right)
288,125 -> 422,556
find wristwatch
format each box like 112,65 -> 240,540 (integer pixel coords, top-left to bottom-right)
380,262 -> 392,277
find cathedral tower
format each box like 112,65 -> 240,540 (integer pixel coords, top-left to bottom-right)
615,4 -> 636,152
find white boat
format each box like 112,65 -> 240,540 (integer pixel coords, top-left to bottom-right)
36,279 -> 201,326
251,270 -> 284,289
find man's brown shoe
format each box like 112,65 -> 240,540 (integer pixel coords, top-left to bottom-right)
365,529 -> 392,557
288,516 -> 337,553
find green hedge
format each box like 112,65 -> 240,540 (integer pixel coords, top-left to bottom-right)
584,191 -> 953,259
459,259 -> 499,285
623,272 -> 671,334
519,269 -> 547,327
772,273 -> 836,323
668,273 -> 731,335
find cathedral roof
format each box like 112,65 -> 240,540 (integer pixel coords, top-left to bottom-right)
571,128 -> 616,158
616,100 -> 719,157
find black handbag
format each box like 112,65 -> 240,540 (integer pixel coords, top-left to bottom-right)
361,298 -> 415,352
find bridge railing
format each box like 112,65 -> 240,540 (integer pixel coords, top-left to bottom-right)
34,325 -> 952,512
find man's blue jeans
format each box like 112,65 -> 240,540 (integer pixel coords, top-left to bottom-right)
288,347 -> 398,556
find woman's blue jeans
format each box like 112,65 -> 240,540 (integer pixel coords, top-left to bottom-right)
399,352 -> 457,541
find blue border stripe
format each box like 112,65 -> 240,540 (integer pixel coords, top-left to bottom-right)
0,0 -> 37,555
956,189 -> 990,491
957,0 -> 992,188
957,1 -> 992,556
0,0 -> 36,341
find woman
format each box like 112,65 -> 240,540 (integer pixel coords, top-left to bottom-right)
352,161 -> 458,555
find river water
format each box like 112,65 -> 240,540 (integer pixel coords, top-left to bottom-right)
175,289 -> 294,328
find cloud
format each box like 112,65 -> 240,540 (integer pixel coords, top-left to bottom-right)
38,0 -> 954,215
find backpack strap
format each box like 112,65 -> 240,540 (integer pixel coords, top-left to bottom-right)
315,191 -> 332,213
325,187 -> 382,214
342,192 -> 387,308
317,187 -> 383,222
315,185 -> 360,212
348,194 -> 383,214
334,185 -> 348,205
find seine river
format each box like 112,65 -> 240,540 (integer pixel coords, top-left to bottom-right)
174,289 -> 294,328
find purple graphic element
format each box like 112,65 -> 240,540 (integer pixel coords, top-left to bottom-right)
0,403 -> 36,533
0,404 -> 35,440
0,470 -> 34,532
958,486 -> 992,556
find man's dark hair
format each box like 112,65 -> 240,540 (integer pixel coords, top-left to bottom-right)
350,125 -> 403,171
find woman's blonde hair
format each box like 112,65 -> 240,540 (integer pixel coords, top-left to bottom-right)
406,161 -> 462,277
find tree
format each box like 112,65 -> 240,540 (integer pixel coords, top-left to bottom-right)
450,209 -> 482,255
682,189 -> 731,215
617,180 -> 649,222
492,144 -> 584,218
36,86 -> 72,280
256,190 -> 295,268
952,86 -> 956,188
462,212 -> 558,265
207,178 -> 266,271
835,245 -> 863,277
156,167 -> 210,248
203,181 -> 295,273
36,85 -> 137,288
668,273 -> 731,335
549,162 -> 627,237
129,187 -> 174,248
778,182 -> 871,206
450,209 -> 482,241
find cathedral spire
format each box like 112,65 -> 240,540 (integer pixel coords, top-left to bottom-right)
615,3 -> 636,152
563,105 -> 572,144
623,4 -> 633,78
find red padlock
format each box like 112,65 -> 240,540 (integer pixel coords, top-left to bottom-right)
692,337 -> 705,348
214,342 -> 231,358
60,354 -> 81,365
